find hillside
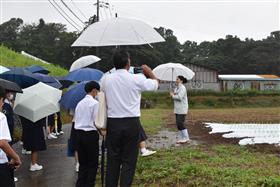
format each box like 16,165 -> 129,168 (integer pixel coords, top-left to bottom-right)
0,45 -> 68,76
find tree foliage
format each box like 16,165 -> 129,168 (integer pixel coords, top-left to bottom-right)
0,18 -> 279,75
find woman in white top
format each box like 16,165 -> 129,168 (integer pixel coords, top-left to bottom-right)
170,75 -> 190,144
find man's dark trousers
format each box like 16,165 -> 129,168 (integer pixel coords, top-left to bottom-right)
0,163 -> 15,187
105,117 -> 140,187
76,130 -> 99,187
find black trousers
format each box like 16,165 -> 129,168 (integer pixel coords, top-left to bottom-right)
175,114 -> 186,131
0,163 -> 15,187
76,130 -> 99,187
105,117 -> 141,187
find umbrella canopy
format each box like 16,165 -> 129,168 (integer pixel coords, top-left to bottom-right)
70,55 -> 101,72
0,68 -> 39,88
72,17 -> 165,47
0,66 -> 10,74
64,68 -> 103,82
153,63 -> 195,81
53,76 -> 74,89
59,81 -> 88,110
33,73 -> 62,89
14,82 -> 62,122
25,65 -> 50,74
0,78 -> 23,93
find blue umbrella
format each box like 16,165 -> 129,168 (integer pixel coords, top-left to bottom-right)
33,73 -> 62,89
0,68 -> 39,88
64,68 -> 103,82
59,82 -> 87,109
25,65 -> 50,74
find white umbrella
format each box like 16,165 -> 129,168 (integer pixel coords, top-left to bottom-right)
69,55 -> 101,72
153,63 -> 195,82
0,65 -> 9,74
72,17 -> 165,47
14,82 -> 62,122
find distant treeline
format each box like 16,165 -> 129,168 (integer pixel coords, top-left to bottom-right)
1,18 -> 279,75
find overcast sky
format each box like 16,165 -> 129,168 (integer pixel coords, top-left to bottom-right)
1,0 -> 279,43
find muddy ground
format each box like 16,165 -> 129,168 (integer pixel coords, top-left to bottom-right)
147,109 -> 280,155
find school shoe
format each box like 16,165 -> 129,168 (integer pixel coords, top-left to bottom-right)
75,163 -> 79,172
47,133 -> 57,139
22,149 -> 31,155
141,149 -> 157,157
30,163 -> 43,171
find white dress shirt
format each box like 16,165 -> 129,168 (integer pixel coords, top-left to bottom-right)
74,95 -> 99,131
101,69 -> 158,118
0,112 -> 11,164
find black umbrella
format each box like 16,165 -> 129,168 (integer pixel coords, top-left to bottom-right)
0,78 -> 23,93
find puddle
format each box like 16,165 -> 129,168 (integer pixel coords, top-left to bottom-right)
146,129 -> 199,149
206,123 -> 280,145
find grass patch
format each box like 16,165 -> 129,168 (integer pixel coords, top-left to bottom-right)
140,109 -> 169,135
142,92 -> 280,109
134,144 -> 280,186
0,45 -> 67,76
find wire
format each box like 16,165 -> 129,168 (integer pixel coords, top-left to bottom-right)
52,0 -> 83,29
60,0 -> 85,25
70,0 -> 88,20
48,0 -> 81,31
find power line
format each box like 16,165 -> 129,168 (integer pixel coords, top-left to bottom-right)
60,0 -> 85,25
48,0 -> 81,31
70,0 -> 88,20
52,0 -> 83,29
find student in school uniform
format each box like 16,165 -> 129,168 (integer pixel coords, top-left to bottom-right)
21,117 -> 46,171
0,86 -> 21,187
74,81 -> 100,187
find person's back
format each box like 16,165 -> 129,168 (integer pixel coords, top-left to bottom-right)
105,70 -> 157,118
103,50 -> 158,187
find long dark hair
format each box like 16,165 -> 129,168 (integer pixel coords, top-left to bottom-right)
177,75 -> 187,83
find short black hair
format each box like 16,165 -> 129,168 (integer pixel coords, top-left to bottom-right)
113,50 -> 130,69
84,81 -> 100,93
178,75 -> 187,84
0,86 -> 5,99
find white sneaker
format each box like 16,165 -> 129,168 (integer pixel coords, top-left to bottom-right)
75,163 -> 79,172
141,149 -> 157,157
48,133 -> 57,139
14,177 -> 18,182
22,149 -> 31,155
59,131 -> 64,135
176,138 -> 190,144
30,163 -> 43,171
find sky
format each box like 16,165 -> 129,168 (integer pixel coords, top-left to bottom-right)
1,0 -> 279,43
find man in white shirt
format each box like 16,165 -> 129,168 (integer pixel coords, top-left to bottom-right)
74,81 -> 100,187
102,50 -> 158,187
0,86 -> 21,187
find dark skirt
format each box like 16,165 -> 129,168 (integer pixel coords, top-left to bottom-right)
175,114 -> 186,131
21,117 -> 47,152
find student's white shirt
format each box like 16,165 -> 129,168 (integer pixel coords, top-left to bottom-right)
74,95 -> 98,131
101,69 -> 158,118
0,112 -> 11,164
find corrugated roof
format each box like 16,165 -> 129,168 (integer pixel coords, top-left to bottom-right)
219,75 -> 280,81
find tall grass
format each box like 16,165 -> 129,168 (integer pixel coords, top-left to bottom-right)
0,45 -> 68,76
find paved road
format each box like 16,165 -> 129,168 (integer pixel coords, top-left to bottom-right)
14,124 -> 78,187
